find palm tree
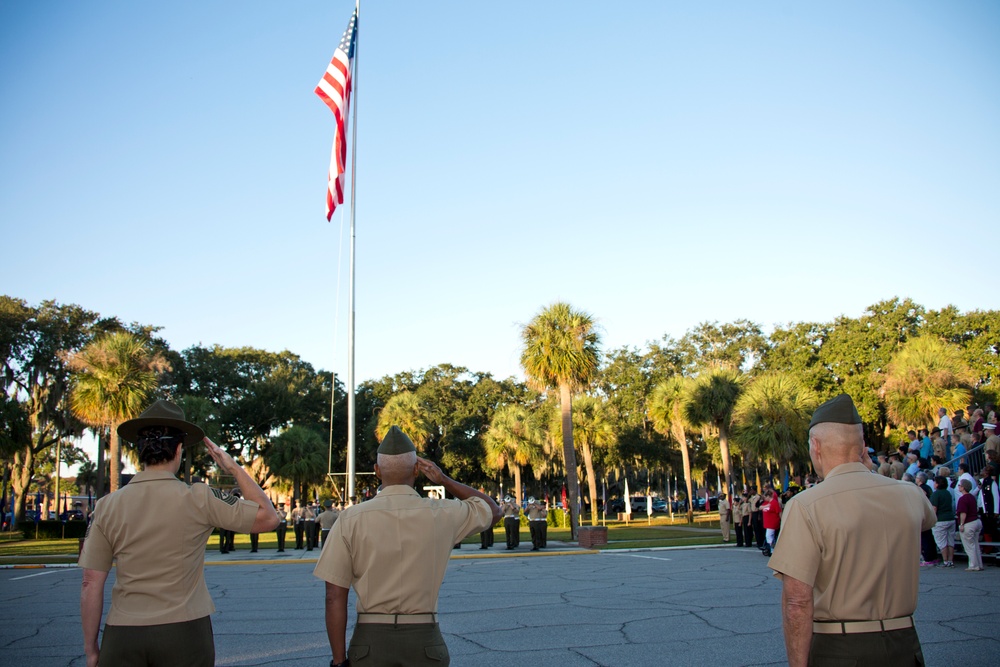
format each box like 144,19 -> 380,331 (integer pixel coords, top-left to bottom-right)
571,395 -> 616,525
882,336 -> 974,429
265,425 -> 327,502
483,404 -> 543,504
648,377 -> 696,523
684,365 -> 742,496
65,332 -> 169,493
376,392 -> 433,452
75,460 -> 98,512
731,372 -> 818,489
520,302 -> 601,539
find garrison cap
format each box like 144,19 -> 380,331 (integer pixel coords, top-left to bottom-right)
809,393 -> 862,429
377,426 -> 416,455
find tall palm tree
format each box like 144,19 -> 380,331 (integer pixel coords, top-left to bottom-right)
376,392 -> 433,452
570,395 -> 616,525
648,377 -> 696,523
520,302 -> 601,539
483,404 -> 543,504
882,336 -> 974,429
265,425 -> 327,502
684,365 -> 742,496
731,372 -> 818,488
76,461 -> 98,510
65,332 -> 168,493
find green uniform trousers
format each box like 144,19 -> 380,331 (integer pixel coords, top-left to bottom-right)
809,626 -> 924,666
348,622 -> 448,666
99,616 -> 214,667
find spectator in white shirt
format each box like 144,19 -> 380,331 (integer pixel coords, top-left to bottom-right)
938,407 -> 952,442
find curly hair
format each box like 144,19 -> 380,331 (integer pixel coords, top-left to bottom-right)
136,426 -> 184,466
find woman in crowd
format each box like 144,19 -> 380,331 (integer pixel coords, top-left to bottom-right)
930,475 -> 956,568
956,479 -> 983,572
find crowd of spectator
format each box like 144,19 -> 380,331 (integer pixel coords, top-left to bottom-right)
869,405 -> 999,570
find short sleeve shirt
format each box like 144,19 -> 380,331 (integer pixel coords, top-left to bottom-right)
929,489 -> 954,521
938,415 -> 952,436
768,463 -> 936,621
526,503 -> 547,520
313,485 -> 492,614
318,509 -> 340,529
79,470 -> 258,626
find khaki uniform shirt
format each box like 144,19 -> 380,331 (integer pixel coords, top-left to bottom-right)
318,508 -> 340,530
276,507 -> 289,524
78,470 -> 258,626
303,505 -> 317,522
526,502 -> 547,521
749,494 -> 762,513
768,463 -> 935,622
313,485 -> 492,614
719,498 -> 731,521
732,500 -> 744,523
502,501 -> 519,518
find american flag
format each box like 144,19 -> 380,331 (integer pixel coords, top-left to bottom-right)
315,9 -> 358,221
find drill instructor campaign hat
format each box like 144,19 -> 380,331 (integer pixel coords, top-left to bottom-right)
377,425 -> 417,455
808,393 -> 863,430
117,399 -> 206,446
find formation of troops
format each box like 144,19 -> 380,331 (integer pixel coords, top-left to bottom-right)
219,494 -> 550,554
217,498 -> 346,554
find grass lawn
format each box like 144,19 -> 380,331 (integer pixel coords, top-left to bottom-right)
1,514 -> 728,563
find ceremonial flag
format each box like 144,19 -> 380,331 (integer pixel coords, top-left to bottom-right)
315,8 -> 358,221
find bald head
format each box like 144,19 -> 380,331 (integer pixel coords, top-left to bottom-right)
808,422 -> 865,478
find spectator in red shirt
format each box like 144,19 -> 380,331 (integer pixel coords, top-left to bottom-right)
761,489 -> 782,556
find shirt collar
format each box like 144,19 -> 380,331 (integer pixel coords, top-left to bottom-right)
376,484 -> 420,497
130,469 -> 180,483
824,462 -> 872,479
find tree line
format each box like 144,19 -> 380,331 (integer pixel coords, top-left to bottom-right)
2,295 -> 997,535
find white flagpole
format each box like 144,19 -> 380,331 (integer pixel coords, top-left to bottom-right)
346,0 -> 360,503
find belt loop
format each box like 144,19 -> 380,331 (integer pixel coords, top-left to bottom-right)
879,620 -> 885,633
840,622 -> 846,635
393,614 -> 399,627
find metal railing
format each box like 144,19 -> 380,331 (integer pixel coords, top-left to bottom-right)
939,442 -> 987,474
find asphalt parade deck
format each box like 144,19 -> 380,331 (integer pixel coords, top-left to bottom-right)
3,543 -> 998,666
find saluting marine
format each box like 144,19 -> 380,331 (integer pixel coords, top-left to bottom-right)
525,496 -> 548,551
303,502 -> 318,551
275,502 -> 288,552
317,500 -> 340,549
501,495 -> 521,550
292,501 -> 305,550
313,426 -> 500,667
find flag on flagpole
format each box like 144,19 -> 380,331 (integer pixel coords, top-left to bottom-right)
315,8 -> 358,221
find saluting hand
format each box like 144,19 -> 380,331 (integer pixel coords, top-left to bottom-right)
205,437 -> 238,475
416,457 -> 446,485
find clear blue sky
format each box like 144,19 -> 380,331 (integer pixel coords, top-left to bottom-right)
3,1 -> 998,385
